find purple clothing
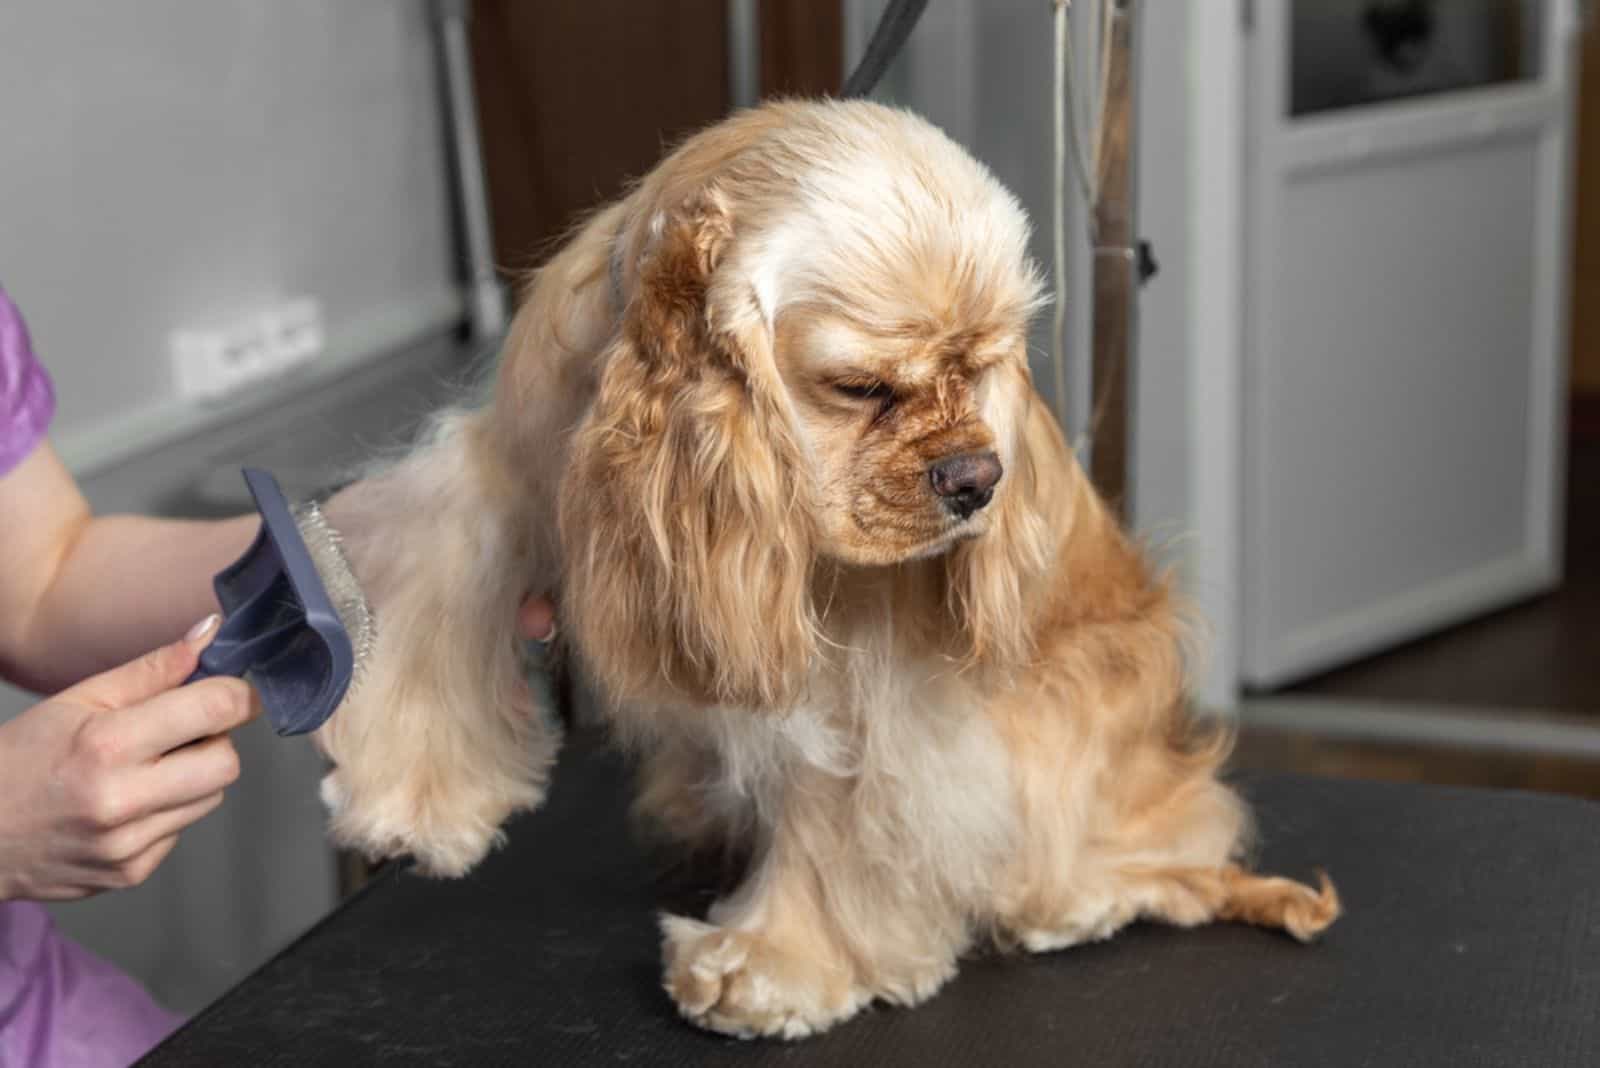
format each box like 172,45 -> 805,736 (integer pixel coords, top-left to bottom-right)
1,286 -> 182,1065
0,904 -> 179,1067
0,286 -> 55,477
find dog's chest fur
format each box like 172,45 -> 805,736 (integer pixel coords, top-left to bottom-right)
695,611 -> 1018,905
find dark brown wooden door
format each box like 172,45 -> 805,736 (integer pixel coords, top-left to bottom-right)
470,0 -> 841,274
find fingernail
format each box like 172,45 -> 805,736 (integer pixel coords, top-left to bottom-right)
186,614 -> 221,642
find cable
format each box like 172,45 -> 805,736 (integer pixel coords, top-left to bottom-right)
1056,2 -> 1100,215
1092,0 -> 1116,192
1051,0 -> 1073,430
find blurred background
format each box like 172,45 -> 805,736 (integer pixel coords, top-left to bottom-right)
0,0 -> 1594,1021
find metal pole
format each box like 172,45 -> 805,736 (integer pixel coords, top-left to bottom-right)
727,0 -> 762,108
1088,0 -> 1141,518
434,0 -> 508,343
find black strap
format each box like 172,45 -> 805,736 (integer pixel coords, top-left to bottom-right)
840,0 -> 930,98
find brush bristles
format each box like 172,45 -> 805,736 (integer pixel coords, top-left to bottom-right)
294,500 -> 377,700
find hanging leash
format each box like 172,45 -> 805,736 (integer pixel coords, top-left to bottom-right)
841,0 -> 930,98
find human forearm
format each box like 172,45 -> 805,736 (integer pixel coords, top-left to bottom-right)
0,444 -> 548,696
7,512 -> 257,694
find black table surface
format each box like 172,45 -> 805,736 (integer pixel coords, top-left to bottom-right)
145,731 -> 1600,1067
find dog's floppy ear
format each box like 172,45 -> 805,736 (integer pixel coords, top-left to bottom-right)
945,367 -> 1060,675
560,188 -> 819,712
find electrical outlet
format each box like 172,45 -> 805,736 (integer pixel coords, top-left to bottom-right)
261,298 -> 325,370
170,298 -> 325,401
171,319 -> 271,400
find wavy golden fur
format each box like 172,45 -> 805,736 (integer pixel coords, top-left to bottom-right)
314,99 -> 1338,1039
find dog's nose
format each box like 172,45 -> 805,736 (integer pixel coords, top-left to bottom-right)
928,452 -> 1002,519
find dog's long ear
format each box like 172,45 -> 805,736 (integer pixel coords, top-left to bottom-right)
945,367 -> 1062,675
560,189 -> 818,712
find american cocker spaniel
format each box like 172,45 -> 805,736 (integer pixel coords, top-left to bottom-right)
314,98 -> 1339,1039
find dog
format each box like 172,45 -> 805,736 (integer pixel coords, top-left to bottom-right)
314,98 -> 1339,1039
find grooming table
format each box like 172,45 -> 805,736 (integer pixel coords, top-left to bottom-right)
145,732 -> 1600,1066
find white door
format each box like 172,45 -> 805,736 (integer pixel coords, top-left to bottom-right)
1240,0 -> 1580,687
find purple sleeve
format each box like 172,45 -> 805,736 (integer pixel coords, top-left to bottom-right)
0,284 -> 57,477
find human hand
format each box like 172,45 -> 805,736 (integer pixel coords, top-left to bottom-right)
0,616 -> 258,901
518,595 -> 556,644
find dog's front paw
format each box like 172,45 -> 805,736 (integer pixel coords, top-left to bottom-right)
661,915 -> 867,1040
318,766 -> 541,878
311,658 -> 561,878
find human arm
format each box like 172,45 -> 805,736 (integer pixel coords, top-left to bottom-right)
1,439 -> 562,698
0,440 -> 257,694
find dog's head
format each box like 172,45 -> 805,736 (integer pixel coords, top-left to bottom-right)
560,101 -> 1054,712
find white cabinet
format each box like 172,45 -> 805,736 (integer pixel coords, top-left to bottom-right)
1240,0 -> 1577,686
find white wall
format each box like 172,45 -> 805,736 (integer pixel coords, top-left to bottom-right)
0,0 -> 464,1016
0,0 -> 461,474
1185,0 -> 1248,707
1129,3 -> 1193,556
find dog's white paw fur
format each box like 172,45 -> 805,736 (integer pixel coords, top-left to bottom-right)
318,746 -> 550,878
661,915 -> 869,1040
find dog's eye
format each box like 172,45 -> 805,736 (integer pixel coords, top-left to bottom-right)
832,378 -> 892,404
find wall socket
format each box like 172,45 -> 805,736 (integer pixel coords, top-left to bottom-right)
171,298 -> 326,401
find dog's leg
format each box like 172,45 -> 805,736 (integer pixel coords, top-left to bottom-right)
307,199 -> 618,876
997,747 -> 1339,948
1193,864 -> 1341,943
1123,865 -> 1340,944
1010,862 -> 1340,951
660,841 -> 871,1040
631,738 -> 738,854
312,410 -> 559,877
658,785 -> 972,1040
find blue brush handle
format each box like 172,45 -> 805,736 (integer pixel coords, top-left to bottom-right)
186,622 -> 302,682
182,517 -> 301,684
178,468 -> 353,736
